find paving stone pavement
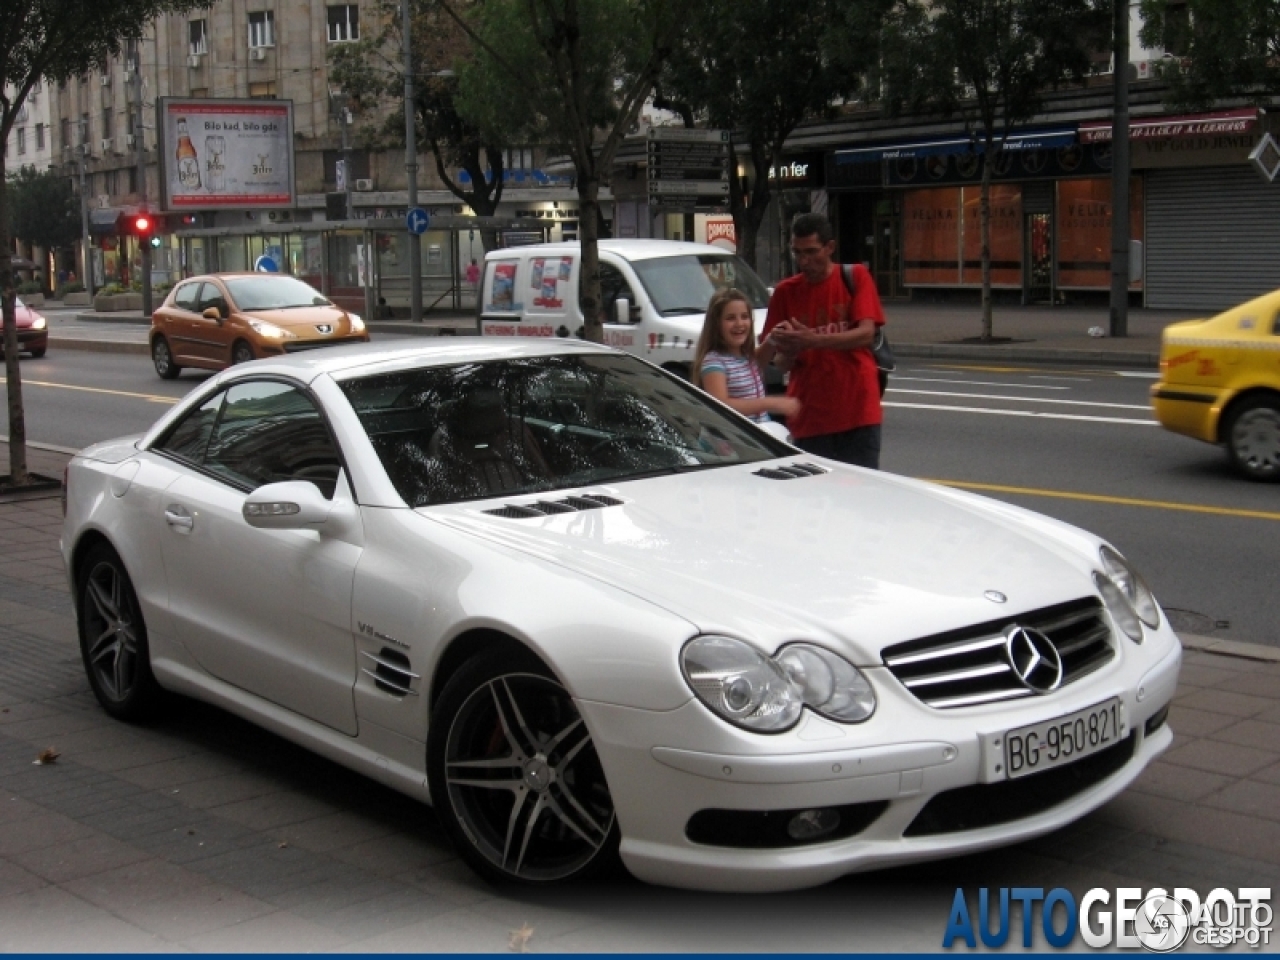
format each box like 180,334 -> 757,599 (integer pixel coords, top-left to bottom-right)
1,443 -> 1278,951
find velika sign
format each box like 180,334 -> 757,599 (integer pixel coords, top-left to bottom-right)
1079,108 -> 1258,144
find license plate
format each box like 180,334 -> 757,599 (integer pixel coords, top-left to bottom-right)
1001,698 -> 1125,780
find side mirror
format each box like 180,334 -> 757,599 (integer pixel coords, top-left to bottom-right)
202,306 -> 223,321
242,480 -> 331,529
614,298 -> 631,325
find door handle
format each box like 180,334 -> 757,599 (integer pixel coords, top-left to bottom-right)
164,504 -> 194,531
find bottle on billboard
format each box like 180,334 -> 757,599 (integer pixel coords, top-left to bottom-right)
205,136 -> 226,192
175,118 -> 202,190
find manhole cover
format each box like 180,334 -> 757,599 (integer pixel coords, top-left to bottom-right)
1164,608 -> 1216,634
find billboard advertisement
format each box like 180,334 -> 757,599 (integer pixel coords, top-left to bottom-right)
157,98 -> 295,211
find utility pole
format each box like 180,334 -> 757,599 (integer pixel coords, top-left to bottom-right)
340,103 -> 354,220
130,37 -> 153,317
403,0 -> 423,323
1109,0 -> 1131,337
78,151 -> 95,297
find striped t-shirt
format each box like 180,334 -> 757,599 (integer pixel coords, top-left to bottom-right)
700,351 -> 768,422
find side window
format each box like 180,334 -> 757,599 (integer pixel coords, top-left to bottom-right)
173,282 -> 200,312
157,391 -> 224,462
598,263 -> 637,323
196,282 -> 227,317
203,380 -> 342,498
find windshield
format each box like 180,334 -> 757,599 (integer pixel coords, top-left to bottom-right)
630,254 -> 770,316
339,354 -> 791,507
224,276 -> 331,311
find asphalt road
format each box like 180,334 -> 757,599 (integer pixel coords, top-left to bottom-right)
6,350 -> 1278,648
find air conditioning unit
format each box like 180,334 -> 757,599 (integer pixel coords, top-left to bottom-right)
126,133 -> 135,148
1135,59 -> 1155,80
266,210 -> 292,222
97,194 -> 110,208
354,178 -> 374,191
101,138 -> 113,153
250,47 -> 267,60
187,54 -> 202,68
100,74 -> 111,86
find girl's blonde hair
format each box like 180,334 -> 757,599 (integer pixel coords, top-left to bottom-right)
692,288 -> 756,387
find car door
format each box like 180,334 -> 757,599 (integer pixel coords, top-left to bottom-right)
599,259 -> 642,353
154,377 -> 362,735
159,280 -> 203,365
189,280 -> 233,364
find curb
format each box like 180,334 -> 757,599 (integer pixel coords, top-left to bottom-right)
73,312 -> 150,325
894,342 -> 1159,369
1180,632 -> 1280,663
49,338 -> 150,355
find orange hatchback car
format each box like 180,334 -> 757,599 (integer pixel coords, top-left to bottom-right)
150,273 -> 369,379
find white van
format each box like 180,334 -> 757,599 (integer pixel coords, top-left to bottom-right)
478,239 -> 773,380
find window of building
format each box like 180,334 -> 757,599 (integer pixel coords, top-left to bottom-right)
128,168 -> 138,194
16,128 -> 26,155
191,87 -> 209,99
322,149 -> 370,187
248,81 -> 277,99
327,4 -> 359,41
189,19 -> 208,56
80,112 -> 90,145
248,11 -> 275,48
105,169 -> 118,196
35,124 -> 44,150
503,147 -> 533,170
60,118 -> 70,151
102,108 -> 113,140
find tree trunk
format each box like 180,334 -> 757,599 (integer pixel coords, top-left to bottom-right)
0,163 -> 31,485
578,176 -> 604,343
728,141 -> 772,271
980,140 -> 994,341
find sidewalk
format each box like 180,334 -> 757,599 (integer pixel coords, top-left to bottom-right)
39,301 -> 1202,368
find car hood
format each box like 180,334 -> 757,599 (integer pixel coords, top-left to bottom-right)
423,462 -> 1104,664
240,305 -> 350,329
13,306 -> 38,328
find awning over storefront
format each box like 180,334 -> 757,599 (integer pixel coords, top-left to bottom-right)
836,128 -> 1077,164
1079,108 -> 1258,144
89,209 -> 122,235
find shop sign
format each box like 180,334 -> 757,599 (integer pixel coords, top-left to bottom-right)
1079,108 -> 1257,144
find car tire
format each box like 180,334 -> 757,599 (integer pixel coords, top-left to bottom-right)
28,348 -> 47,359
231,341 -> 255,366
427,646 -> 621,886
1225,397 -> 1280,482
77,543 -> 164,721
152,336 -> 181,380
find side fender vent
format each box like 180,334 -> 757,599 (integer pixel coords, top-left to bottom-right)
361,647 -> 419,698
753,462 -> 830,480
484,493 -> 624,518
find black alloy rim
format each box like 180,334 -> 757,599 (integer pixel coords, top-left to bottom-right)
444,672 -> 614,881
82,560 -> 141,702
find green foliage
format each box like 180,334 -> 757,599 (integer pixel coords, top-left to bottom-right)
99,282 -> 125,296
16,280 -> 42,294
6,166 -> 79,251
657,0 -> 885,267
59,281 -> 85,294
1139,0 -> 1280,106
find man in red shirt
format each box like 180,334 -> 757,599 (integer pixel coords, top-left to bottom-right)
757,213 -> 885,469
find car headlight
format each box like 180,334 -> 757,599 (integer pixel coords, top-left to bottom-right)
776,643 -> 876,723
681,635 -> 876,733
246,318 -> 296,339
348,313 -> 365,332
31,316 -> 47,330
1093,545 -> 1160,642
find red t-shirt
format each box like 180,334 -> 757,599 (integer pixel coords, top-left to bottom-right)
763,264 -> 885,439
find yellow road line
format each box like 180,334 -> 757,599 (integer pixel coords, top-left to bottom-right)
927,478 -> 1280,522
0,377 -> 177,405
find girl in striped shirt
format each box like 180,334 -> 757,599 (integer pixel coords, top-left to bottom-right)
693,288 -> 800,423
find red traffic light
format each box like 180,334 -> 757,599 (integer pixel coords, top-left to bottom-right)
134,215 -> 152,234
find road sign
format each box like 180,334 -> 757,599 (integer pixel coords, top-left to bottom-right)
648,180 -> 730,196
647,127 -> 730,212
406,207 -> 430,235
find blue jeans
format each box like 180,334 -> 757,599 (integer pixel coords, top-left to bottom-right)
795,424 -> 881,470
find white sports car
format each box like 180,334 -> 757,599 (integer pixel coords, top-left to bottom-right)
61,340 -> 1180,892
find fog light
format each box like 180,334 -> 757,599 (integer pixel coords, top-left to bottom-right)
787,808 -> 841,841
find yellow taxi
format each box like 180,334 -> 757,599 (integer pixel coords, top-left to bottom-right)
1151,288 -> 1280,481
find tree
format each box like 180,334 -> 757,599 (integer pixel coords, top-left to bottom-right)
7,165 -> 80,257
1,0 -> 210,487
659,0 -> 885,270
327,0 -> 509,248
1139,0 -> 1280,107
444,0 -> 685,342
880,0 -> 1108,339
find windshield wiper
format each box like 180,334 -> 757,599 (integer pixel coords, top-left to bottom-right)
658,307 -> 706,316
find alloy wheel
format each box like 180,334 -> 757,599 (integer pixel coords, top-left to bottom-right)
1230,404 -> 1280,480
443,671 -> 615,883
82,559 -> 142,703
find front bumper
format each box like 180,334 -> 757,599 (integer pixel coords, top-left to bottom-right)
8,328 -> 48,353
580,634 -> 1181,892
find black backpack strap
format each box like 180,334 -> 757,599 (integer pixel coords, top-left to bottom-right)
840,263 -> 856,297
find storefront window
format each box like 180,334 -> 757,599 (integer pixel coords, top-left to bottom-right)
903,188 -> 962,286
217,236 -> 247,273
961,185 -> 1022,287
1056,178 -> 1143,290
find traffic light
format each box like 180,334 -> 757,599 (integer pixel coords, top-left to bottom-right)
124,212 -> 162,248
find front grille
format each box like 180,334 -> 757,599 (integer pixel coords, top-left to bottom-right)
904,734 -> 1135,836
283,336 -> 367,352
882,598 -> 1113,709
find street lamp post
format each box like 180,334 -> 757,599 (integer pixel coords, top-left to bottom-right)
78,151 -> 94,298
1109,0 -> 1131,337
341,103 -> 355,221
130,38 -> 152,317
403,0 -> 422,323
